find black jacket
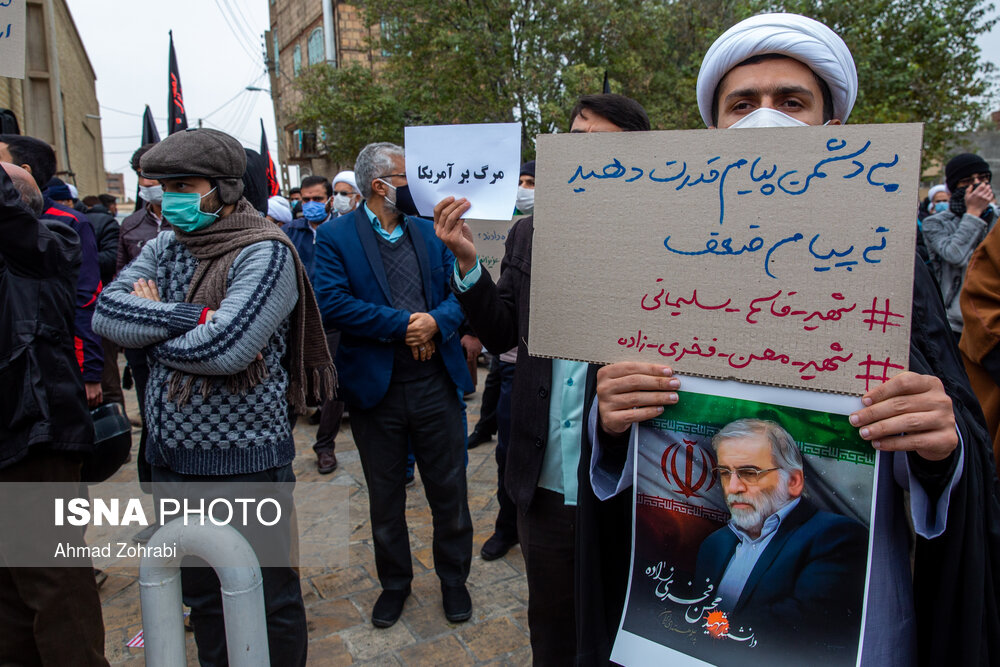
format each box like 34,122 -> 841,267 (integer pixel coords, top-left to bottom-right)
0,170 -> 94,469
85,203 -> 119,284
453,215 -> 599,512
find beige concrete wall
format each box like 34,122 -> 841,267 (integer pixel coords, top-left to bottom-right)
0,0 -> 105,197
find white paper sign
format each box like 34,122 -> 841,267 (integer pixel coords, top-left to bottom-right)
404,122 -> 521,219
0,0 -> 26,80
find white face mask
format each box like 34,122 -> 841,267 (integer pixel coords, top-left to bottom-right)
729,107 -> 811,129
516,186 -> 535,214
331,193 -> 355,214
139,184 -> 164,203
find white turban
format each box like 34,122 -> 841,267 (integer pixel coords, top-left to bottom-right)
267,195 -> 292,224
928,184 -> 949,200
696,13 -> 858,127
333,170 -> 360,195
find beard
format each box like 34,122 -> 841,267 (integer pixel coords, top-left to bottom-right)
726,474 -> 793,535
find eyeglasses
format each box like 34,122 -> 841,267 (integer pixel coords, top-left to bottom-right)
378,173 -> 406,180
301,195 -> 329,203
956,173 -> 991,189
711,466 -> 780,484
333,190 -> 355,197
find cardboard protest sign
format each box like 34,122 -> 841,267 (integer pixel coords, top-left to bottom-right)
464,215 -> 525,275
0,0 -> 26,80
612,376 -> 875,666
404,123 -> 520,220
528,125 -> 923,395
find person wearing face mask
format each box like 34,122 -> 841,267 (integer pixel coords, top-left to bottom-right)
515,160 -> 535,215
576,14 -> 998,666
927,184 -> 951,217
312,142 -> 474,629
923,153 -> 997,339
114,144 -> 169,509
93,128 -> 334,667
332,170 -> 362,217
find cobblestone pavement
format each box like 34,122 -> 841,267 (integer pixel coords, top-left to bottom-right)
99,363 -> 532,665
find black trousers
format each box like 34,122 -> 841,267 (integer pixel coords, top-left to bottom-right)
472,355 -> 502,437
313,330 -> 345,455
0,452 -> 108,666
493,360 -> 517,542
150,464 -> 307,667
123,347 -> 151,490
350,370 -> 472,589
518,488 -> 577,666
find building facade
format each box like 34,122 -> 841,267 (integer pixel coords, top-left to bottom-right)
0,0 -> 105,197
266,0 -> 378,182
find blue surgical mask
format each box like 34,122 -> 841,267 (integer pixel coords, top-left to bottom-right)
162,187 -> 222,232
932,201 -> 948,213
302,200 -> 329,222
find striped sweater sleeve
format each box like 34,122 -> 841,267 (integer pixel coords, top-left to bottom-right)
92,233 -> 206,347
149,240 -> 298,375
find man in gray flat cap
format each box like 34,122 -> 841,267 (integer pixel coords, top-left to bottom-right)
93,128 -> 334,666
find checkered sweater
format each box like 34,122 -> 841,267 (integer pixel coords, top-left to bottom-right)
93,231 -> 299,476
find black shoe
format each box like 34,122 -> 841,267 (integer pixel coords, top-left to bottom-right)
467,430 -> 494,449
442,583 -> 472,622
317,450 -> 338,474
480,533 -> 517,561
372,587 -> 410,628
93,568 -> 108,589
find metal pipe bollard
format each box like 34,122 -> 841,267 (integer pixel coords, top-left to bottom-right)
139,519 -> 270,666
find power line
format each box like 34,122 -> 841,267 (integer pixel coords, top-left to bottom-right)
213,0 -> 266,66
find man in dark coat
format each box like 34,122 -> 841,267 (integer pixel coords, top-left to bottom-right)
0,134 -> 104,409
589,12 -> 1000,667
0,162 -> 108,665
433,94 -> 651,664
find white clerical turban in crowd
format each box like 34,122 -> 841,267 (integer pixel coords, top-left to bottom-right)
333,170 -> 360,195
928,184 -> 949,200
267,195 -> 293,224
696,13 -> 858,128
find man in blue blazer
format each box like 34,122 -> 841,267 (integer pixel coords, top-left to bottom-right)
312,142 -> 474,629
694,419 -> 868,663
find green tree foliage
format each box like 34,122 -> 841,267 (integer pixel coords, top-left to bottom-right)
293,63 -> 405,166
293,0 -> 996,166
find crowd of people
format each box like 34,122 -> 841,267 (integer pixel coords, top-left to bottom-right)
2,10 -> 1000,667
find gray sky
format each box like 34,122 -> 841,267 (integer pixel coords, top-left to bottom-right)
66,0 -> 275,197
65,1 -> 1000,198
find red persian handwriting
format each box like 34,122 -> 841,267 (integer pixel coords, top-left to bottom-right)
855,354 -> 905,391
861,297 -> 904,333
640,283 -> 862,332
616,330 -> 854,381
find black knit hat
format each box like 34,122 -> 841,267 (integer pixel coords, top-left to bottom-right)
520,160 -> 535,177
945,153 -> 991,192
140,128 -> 247,204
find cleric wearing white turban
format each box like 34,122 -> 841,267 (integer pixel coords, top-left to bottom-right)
332,170 -> 360,195
696,12 -> 858,128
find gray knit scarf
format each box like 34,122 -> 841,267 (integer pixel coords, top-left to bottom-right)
168,198 -> 335,413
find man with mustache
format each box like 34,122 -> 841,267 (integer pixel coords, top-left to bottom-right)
694,419 -> 867,660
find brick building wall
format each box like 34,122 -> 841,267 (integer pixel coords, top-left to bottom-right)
267,0 -> 379,181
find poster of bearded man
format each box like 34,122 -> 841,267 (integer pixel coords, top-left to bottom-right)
613,376 -> 875,667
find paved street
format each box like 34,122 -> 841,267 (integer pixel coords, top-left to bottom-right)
99,363 -> 532,665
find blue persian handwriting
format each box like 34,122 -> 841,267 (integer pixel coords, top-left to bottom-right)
617,330 -> 854,381
417,163 -> 505,186
639,281 -> 861,332
645,562 -> 757,646
567,138 -> 900,226
661,226 -> 891,279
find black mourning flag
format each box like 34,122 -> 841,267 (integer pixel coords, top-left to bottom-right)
141,105 -> 161,145
167,31 -> 188,134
